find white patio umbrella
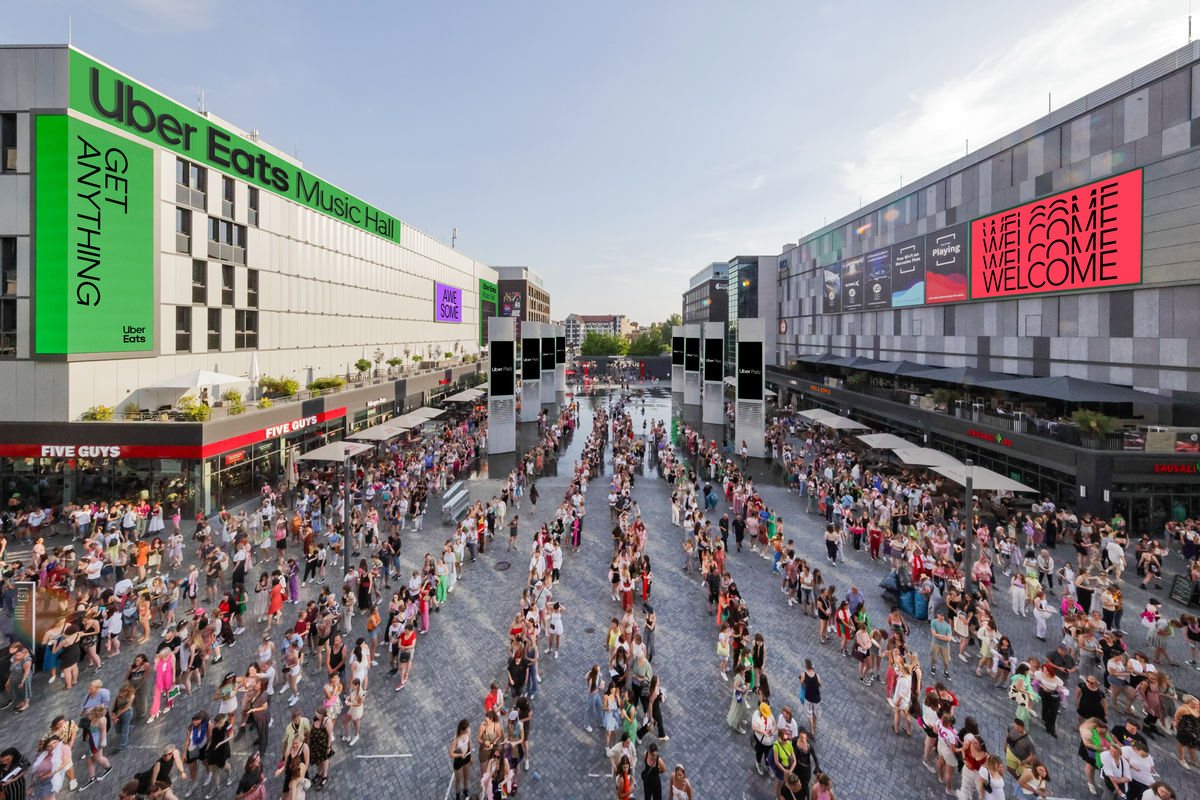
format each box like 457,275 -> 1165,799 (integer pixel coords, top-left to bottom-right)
248,352 -> 261,400
890,447 -> 963,467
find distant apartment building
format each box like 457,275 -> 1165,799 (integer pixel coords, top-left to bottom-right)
564,313 -> 630,347
494,266 -> 551,337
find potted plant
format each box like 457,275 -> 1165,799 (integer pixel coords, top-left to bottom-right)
257,397 -> 274,409
81,404 -> 115,421
354,358 -> 372,381
387,356 -> 403,374
177,395 -> 211,422
223,388 -> 246,415
307,376 -> 346,394
1071,408 -> 1115,444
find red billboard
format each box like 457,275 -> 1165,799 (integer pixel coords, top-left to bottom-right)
970,170 -> 1142,300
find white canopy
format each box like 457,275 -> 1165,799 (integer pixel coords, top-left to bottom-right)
347,425 -> 409,442
799,408 -> 836,422
444,388 -> 485,403
297,441 -> 374,462
857,433 -> 911,449
799,409 -> 869,430
145,369 -> 250,390
890,447 -> 964,467
410,407 -> 445,420
932,464 -> 1036,494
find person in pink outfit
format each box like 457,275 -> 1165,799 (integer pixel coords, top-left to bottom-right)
149,643 -> 176,720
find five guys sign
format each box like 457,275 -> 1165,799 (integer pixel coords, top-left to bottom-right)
970,170 -> 1142,299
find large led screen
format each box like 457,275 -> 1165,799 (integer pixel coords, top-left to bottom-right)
703,338 -> 724,383
490,341 -> 515,397
671,337 -> 684,366
970,170 -> 1142,300
737,341 -> 763,400
684,337 -> 700,372
924,223 -> 969,304
521,338 -> 540,380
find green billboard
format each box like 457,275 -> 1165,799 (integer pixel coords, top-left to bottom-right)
479,278 -> 497,345
69,49 -> 401,244
35,115 -> 154,354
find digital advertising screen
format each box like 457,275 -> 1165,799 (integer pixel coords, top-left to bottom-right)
840,256 -> 864,312
924,223 -> 969,304
541,336 -> 555,371
684,337 -> 700,372
865,248 -> 892,310
822,263 -> 841,314
672,336 -> 684,366
703,338 -> 724,383
737,341 -> 764,401
555,336 -> 566,364
890,240 -> 925,307
521,337 -> 540,380
970,170 -> 1143,300
490,340 -> 515,397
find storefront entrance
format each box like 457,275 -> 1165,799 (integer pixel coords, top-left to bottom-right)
1110,484 -> 1200,536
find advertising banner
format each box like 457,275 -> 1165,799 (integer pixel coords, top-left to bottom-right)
684,336 -> 700,372
1177,432 -> 1200,453
671,336 -> 684,366
35,115 -> 154,354
822,262 -> 841,314
434,282 -> 462,322
737,341 -> 764,401
970,170 -> 1143,300
70,50 -> 401,244
478,279 -> 497,345
540,334 -> 555,371
703,337 -> 724,383
521,336 -> 540,380
890,239 -> 925,307
840,256 -> 864,312
865,247 -> 892,309
490,340 -> 515,397
924,223 -> 969,304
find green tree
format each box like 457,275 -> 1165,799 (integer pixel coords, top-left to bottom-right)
580,331 -> 627,356
627,333 -> 665,355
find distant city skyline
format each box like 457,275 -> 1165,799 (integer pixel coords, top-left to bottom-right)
7,0 -> 1189,322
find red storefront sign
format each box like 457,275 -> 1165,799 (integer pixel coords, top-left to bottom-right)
0,407 -> 347,460
223,450 -> 247,466
967,429 -> 1013,447
1153,462 -> 1199,474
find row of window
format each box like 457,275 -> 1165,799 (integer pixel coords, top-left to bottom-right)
1,113 -> 15,173
175,157 -> 260,225
175,307 -> 258,352
190,260 -> 258,308
1,237 -> 15,357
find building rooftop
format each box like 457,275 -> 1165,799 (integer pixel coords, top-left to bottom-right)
494,266 -> 546,288
688,262 -> 728,288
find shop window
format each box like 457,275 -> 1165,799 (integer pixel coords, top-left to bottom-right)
221,264 -> 235,306
207,308 -> 221,351
0,297 -> 15,357
235,309 -> 258,349
222,176 -> 235,218
192,260 -> 207,304
1,237 -> 15,296
175,306 -> 192,352
247,269 -> 259,308
1,113 -> 16,172
175,158 -> 206,209
248,187 -> 259,227
175,208 -> 192,254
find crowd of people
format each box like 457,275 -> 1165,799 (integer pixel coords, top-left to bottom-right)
0,407 -> 520,800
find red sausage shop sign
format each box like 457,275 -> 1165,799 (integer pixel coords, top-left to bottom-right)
970,170 -> 1142,300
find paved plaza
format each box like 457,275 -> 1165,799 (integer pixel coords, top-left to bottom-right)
3,388 -> 1197,799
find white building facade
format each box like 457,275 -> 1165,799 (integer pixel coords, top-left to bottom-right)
0,45 -> 497,422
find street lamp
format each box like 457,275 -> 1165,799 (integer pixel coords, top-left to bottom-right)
962,459 -> 976,593
342,445 -> 354,577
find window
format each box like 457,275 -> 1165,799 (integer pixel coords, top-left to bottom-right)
191,260 -> 207,304
221,264 -> 235,306
175,306 -> 192,352
235,310 -> 258,349
246,269 -> 258,308
175,208 -> 192,254
222,176 -> 235,218
208,219 -> 247,263
1,113 -> 16,172
174,158 -> 206,209
207,308 -> 222,351
0,298 -> 14,357
248,187 -> 259,227
1,237 -> 15,296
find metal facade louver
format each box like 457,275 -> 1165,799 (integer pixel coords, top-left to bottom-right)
795,41 -> 1200,249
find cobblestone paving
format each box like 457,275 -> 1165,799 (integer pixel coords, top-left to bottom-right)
3,389 -> 1197,800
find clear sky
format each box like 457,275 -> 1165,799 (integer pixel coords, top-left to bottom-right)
9,0 -> 1190,324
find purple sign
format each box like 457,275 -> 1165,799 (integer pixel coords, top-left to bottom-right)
434,282 -> 462,323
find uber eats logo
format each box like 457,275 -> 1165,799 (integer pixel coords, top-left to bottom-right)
70,50 -> 401,243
